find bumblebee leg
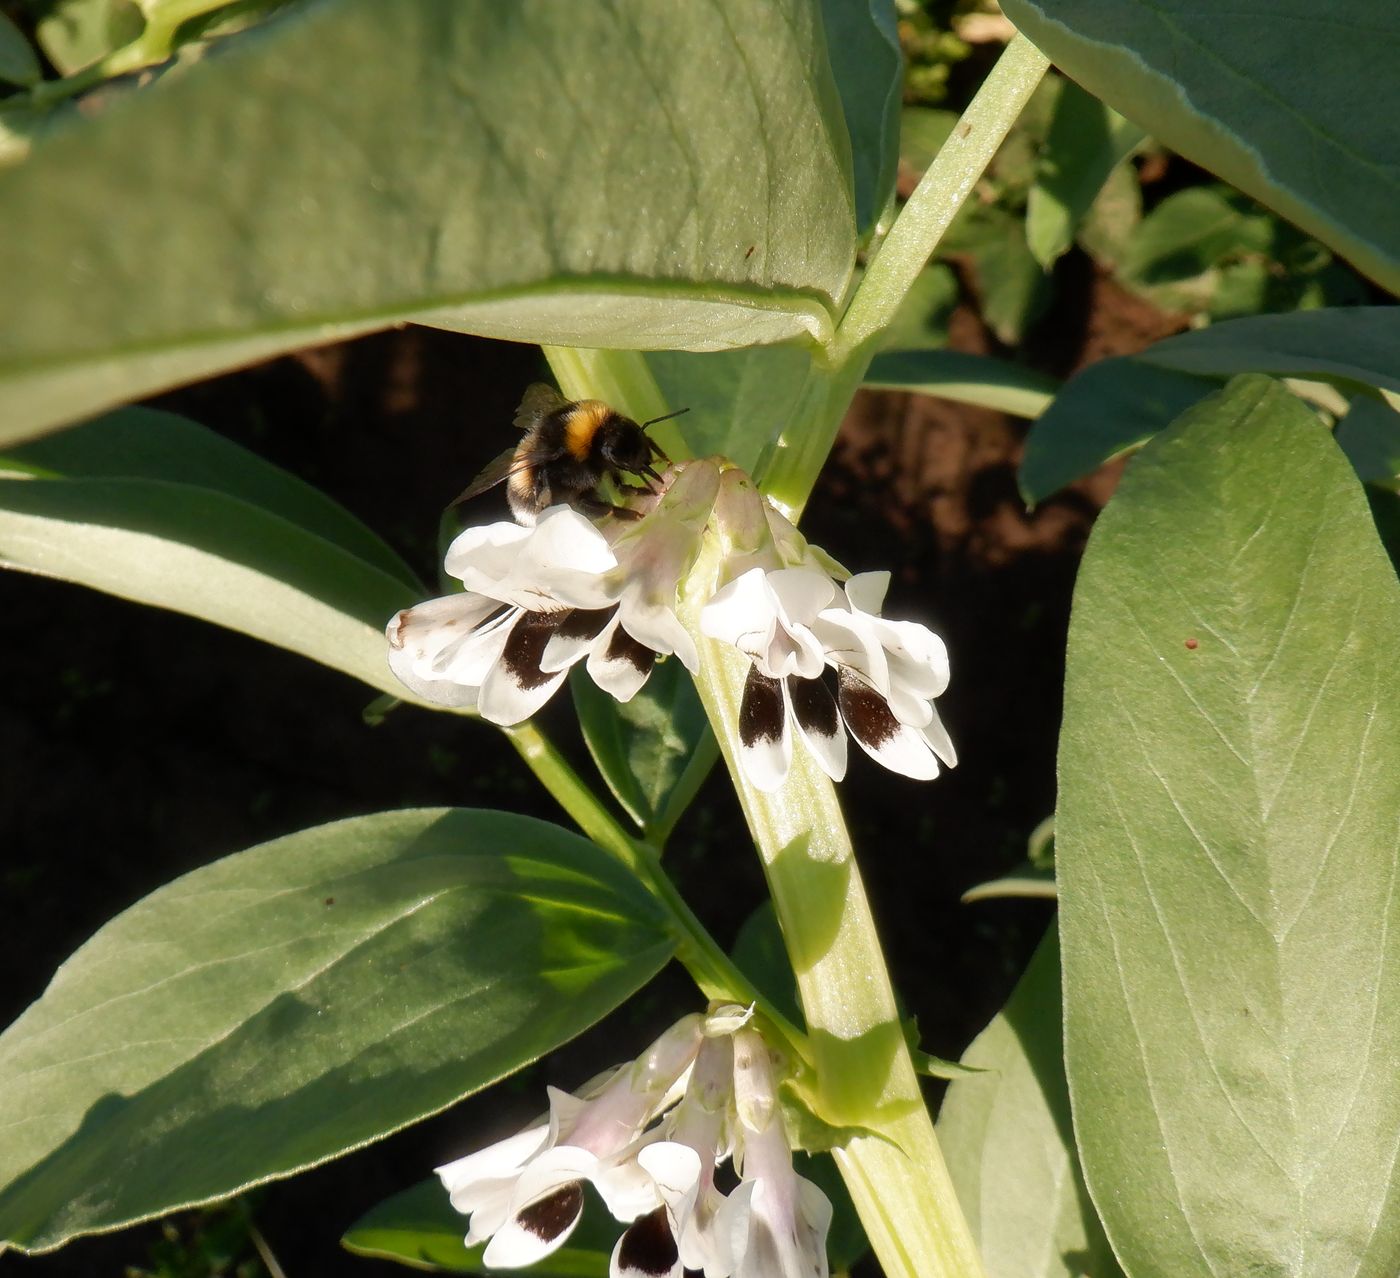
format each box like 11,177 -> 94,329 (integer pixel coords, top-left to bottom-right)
579,495 -> 644,521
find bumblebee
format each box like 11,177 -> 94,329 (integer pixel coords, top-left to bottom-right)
455,383 -> 686,524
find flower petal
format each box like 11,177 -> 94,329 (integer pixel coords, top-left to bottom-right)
837,669 -> 941,780
477,611 -> 571,724
842,570 -> 890,616
483,1180 -> 586,1267
587,616 -> 658,702
738,667 -> 791,792
611,1206 -> 682,1278
921,704 -> 958,768
786,675 -> 847,782
540,607 -> 616,674
700,568 -> 778,652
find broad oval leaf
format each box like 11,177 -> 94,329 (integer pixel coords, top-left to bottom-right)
343,1178 -> 618,1276
1058,376 -> 1400,1275
1000,0 -> 1400,293
2,405 -> 420,587
866,349 -> 1059,420
937,929 -> 1121,1278
0,474 -> 420,703
0,0 -> 857,445
1018,358 -> 1218,504
0,808 -> 675,1255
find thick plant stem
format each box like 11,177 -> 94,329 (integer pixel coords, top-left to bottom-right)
683,630 -> 986,1278
833,32 -> 1050,363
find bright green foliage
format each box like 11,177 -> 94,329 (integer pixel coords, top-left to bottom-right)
344,1178 -> 619,1275
0,0 -> 859,444
0,809 -> 674,1254
1000,0 -> 1400,293
34,0 -> 142,73
1026,80 -> 1143,268
1019,359 -> 1218,503
938,930 -> 1121,1278
571,660 -> 716,842
1058,376 -> 1400,1276
866,350 -> 1058,419
0,408 -> 425,703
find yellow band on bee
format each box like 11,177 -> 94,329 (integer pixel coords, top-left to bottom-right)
564,400 -> 611,461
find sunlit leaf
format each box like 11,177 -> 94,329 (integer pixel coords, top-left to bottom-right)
1058,376 -> 1400,1275
866,350 -> 1058,419
1001,0 -> 1400,292
938,930 -> 1122,1278
0,0 -> 857,444
1025,80 -> 1144,267
0,809 -> 674,1255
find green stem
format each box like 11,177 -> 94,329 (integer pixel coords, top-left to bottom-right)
758,35 -> 1050,520
681,617 -> 986,1278
833,33 -> 1050,363
503,719 -> 806,1057
26,0 -> 238,107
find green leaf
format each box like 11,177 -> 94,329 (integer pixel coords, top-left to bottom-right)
0,0 -> 857,445
35,0 -> 142,74
899,105 -> 958,173
1138,306 -> 1400,397
645,345 -> 822,477
1058,375 -> 1400,1275
343,1178 -> 618,1275
0,475 -> 421,702
999,0 -> 1400,293
1338,395 -> 1400,487
732,901 -> 802,1028
0,808 -> 674,1255
1025,80 -> 1144,267
0,10 -> 40,86
943,203 -> 1052,345
876,263 -> 960,353
866,350 -> 1059,419
1,406 -> 419,587
819,0 -> 901,234
938,929 -> 1122,1278
1075,158 -> 1142,269
570,659 -> 715,841
1018,357 -> 1219,503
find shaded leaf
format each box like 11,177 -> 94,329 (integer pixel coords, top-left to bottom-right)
571,660 -> 715,841
1026,80 -> 1144,267
867,349 -> 1058,419
820,0 -> 901,234
0,0 -> 856,444
1058,376 -> 1400,1275
1019,358 -> 1218,503
938,929 -> 1122,1278
0,809 -> 674,1255
1337,394 -> 1400,486
0,475 -> 420,702
35,0 -> 142,73
1,406 -> 419,587
0,10 -> 40,86
1000,0 -> 1400,292
943,203 -> 1052,345
343,1177 -> 618,1275
876,263 -> 960,353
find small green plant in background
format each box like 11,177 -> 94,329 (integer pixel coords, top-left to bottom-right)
1,2 -> 1399,1277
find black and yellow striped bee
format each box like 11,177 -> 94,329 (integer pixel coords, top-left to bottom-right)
455,383 -> 686,525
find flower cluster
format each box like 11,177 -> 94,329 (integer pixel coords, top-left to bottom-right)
436,1008 -> 830,1278
387,458 -> 955,791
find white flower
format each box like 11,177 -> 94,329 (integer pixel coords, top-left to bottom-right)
814,571 -> 956,780
436,1016 -> 703,1267
387,464 -> 719,721
714,1029 -> 831,1278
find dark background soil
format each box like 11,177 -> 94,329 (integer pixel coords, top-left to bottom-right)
0,268 -> 1174,1276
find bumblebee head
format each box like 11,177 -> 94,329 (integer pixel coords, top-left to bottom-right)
598,417 -> 664,482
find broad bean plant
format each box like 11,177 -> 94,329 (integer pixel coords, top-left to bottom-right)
1,2 -> 1399,1277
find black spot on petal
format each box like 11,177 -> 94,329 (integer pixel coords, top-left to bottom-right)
739,668 -> 785,748
607,625 -> 657,676
556,606 -> 616,642
616,1206 -> 678,1277
788,672 -> 839,739
501,611 -> 572,689
515,1182 -> 585,1242
837,667 -> 899,748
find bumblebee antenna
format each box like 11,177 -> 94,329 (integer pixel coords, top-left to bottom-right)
641,406 -> 689,429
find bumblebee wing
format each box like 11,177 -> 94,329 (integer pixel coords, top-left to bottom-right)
451,447 -> 520,506
513,382 -> 568,432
